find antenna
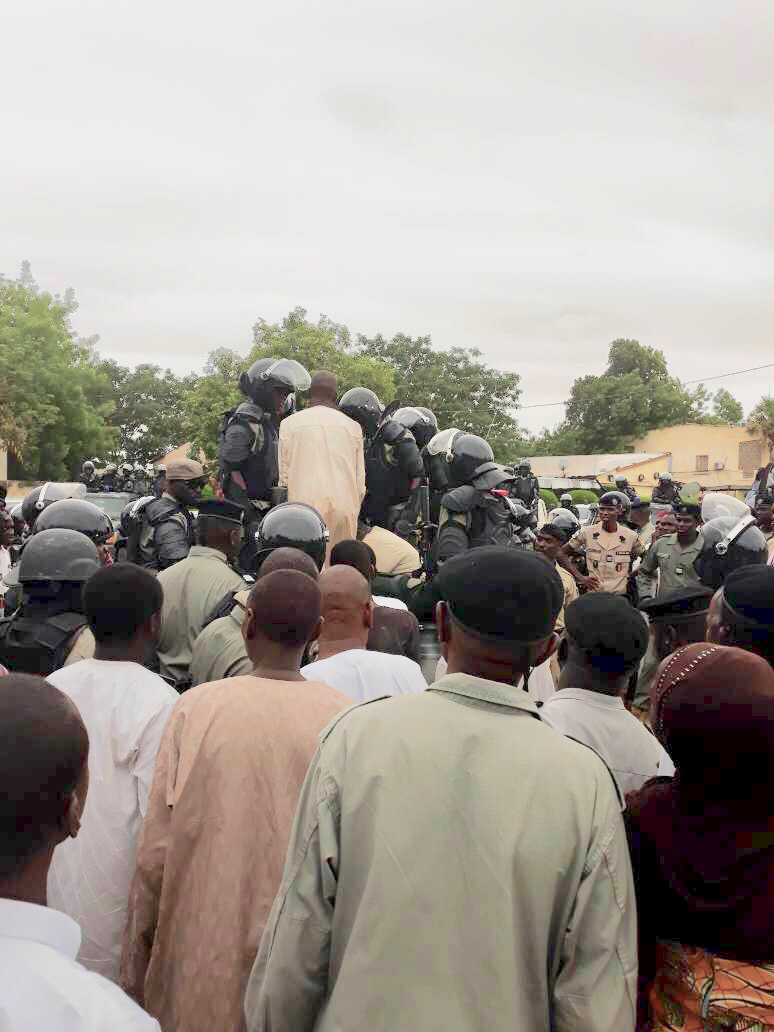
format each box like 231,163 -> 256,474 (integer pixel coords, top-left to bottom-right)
559,459 -> 568,474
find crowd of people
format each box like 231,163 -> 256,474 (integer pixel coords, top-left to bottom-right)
0,359 -> 773,1031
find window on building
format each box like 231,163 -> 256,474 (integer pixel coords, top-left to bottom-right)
739,441 -> 762,476
696,455 -> 709,472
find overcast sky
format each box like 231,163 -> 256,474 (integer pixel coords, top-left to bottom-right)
2,0 -> 772,433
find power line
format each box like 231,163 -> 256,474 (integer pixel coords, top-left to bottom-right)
515,360 -> 774,411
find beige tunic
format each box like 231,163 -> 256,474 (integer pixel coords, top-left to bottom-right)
279,405 -> 365,555
245,673 -> 637,1032
361,524 -> 421,575
156,546 -> 247,684
121,675 -> 348,1032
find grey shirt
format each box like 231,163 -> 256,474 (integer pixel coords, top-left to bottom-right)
245,672 -> 637,1032
637,531 -> 704,600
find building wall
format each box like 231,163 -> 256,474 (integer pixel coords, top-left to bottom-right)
596,455 -> 667,492
0,446 -> 7,481
633,425 -> 769,487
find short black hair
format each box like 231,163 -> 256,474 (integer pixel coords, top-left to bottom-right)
247,570 -> 321,647
0,674 -> 89,877
723,565 -> 774,667
330,539 -> 374,584
565,593 -> 649,675
83,564 -> 163,644
196,515 -> 236,546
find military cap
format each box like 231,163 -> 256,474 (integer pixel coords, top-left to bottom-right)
196,498 -> 244,525
629,497 -> 650,511
640,585 -> 714,624
166,457 -> 205,481
674,502 -> 701,520
435,546 -> 563,644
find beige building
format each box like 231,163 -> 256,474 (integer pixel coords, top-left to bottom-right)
0,445 -> 7,482
633,424 -> 769,489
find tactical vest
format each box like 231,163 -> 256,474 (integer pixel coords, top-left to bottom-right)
441,485 -> 521,549
220,404 -> 277,502
0,610 -> 87,675
511,474 -> 538,507
136,497 -> 191,568
363,423 -> 411,526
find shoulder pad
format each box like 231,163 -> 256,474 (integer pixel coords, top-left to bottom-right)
236,401 -> 268,421
380,420 -> 406,445
471,464 -> 513,491
145,497 -> 183,526
441,485 -> 478,513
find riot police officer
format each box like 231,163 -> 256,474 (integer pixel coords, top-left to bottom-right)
118,462 -> 136,493
33,498 -> 114,564
435,434 -> 530,565
80,460 -> 98,489
220,357 -> 311,565
559,492 -> 580,519
340,388 -> 425,534
392,406 -> 439,452
0,528 -> 101,674
21,483 -> 68,532
100,463 -> 119,491
613,474 -> 638,503
510,459 -> 540,512
255,501 -> 329,572
131,458 -> 206,570
652,471 -> 678,505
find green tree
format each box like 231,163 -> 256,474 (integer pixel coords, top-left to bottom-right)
182,311 -> 395,461
710,387 -> 744,425
563,339 -> 699,453
0,263 -> 118,479
747,396 -> 774,457
96,360 -> 194,464
356,331 -> 523,459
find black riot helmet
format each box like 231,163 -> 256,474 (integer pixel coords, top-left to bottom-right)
256,503 -> 329,571
339,387 -> 383,437
392,406 -> 438,450
545,508 -> 581,542
33,498 -> 114,546
120,495 -> 155,537
447,433 -> 495,487
9,503 -> 25,537
82,460 -> 95,474
18,528 -> 101,584
694,515 -> 767,590
21,483 -> 69,530
239,357 -> 311,408
425,428 -> 462,492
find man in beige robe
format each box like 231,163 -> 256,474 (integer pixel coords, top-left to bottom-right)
121,570 -> 348,1032
278,371 -> 365,559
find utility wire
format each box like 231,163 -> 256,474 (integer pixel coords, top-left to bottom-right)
515,360 -> 774,411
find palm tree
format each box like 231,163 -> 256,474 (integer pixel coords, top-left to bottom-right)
747,396 -> 774,462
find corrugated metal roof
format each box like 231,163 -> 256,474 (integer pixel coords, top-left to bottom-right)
526,453 -> 668,478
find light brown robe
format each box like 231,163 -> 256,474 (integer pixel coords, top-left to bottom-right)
120,675 -> 348,1032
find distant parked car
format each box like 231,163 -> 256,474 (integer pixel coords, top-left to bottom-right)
85,491 -> 136,532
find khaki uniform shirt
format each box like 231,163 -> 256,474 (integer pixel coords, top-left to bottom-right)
569,524 -> 644,594
64,625 -> 95,666
245,672 -> 637,1032
189,594 -> 252,687
361,525 -> 421,575
157,546 -> 247,684
636,531 -> 704,601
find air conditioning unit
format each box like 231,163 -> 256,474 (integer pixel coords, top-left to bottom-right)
713,461 -> 724,470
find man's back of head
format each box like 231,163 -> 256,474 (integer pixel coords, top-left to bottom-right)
561,593 -> 649,694
243,570 -> 323,673
83,564 -> 164,662
709,565 -> 774,667
259,546 -> 320,581
317,565 -> 372,657
309,370 -> 338,407
330,539 -> 374,584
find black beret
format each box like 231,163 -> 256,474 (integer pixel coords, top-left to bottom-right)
674,502 -> 701,519
640,584 -> 714,623
723,565 -> 774,629
435,547 -> 563,644
565,593 -> 649,673
196,499 -> 244,526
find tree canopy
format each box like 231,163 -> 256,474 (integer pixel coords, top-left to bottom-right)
747,396 -> 774,454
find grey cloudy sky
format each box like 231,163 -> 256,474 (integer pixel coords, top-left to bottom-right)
2,0 -> 772,433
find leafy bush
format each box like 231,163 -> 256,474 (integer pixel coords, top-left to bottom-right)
568,489 -> 599,504
539,488 -> 559,510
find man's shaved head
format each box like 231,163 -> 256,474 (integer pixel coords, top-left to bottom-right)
317,566 -> 372,650
245,570 -> 322,648
310,370 -> 338,404
259,546 -> 319,581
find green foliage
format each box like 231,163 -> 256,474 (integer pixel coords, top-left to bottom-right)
0,263 -> 118,479
568,489 -> 599,504
747,396 -> 774,452
539,488 -> 559,510
96,360 -> 195,464
711,388 -> 743,425
180,348 -> 244,462
356,331 -> 522,460
562,339 -> 701,453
